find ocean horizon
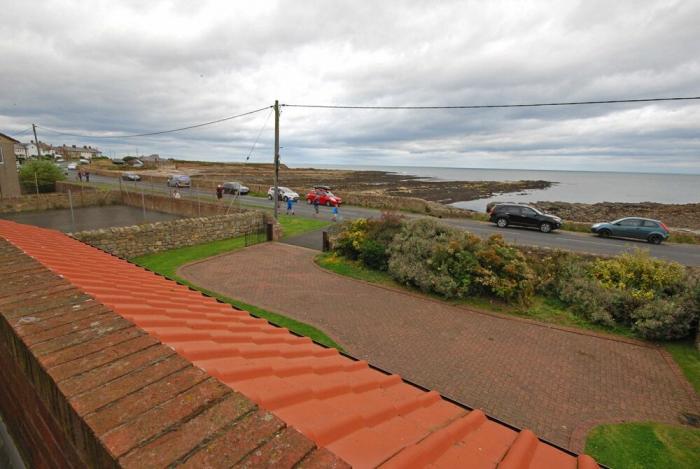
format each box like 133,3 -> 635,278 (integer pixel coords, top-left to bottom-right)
288,163 -> 700,210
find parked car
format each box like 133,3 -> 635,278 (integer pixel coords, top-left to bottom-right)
485,200 -> 517,213
79,158 -> 90,165
268,186 -> 299,201
306,187 -> 342,206
591,217 -> 670,244
222,181 -> 249,195
131,159 -> 144,168
489,203 -> 562,233
67,163 -> 78,170
121,172 -> 141,181
167,175 -> 191,188
55,157 -> 65,163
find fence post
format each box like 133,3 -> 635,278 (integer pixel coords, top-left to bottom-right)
68,189 -> 76,232
322,231 -> 330,252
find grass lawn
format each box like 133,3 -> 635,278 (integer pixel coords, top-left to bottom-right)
585,422 -> 700,469
132,218 -> 342,350
315,251 -> 635,338
664,341 -> 700,394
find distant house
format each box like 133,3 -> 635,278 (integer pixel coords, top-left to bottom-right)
13,143 -> 27,160
138,153 -> 160,168
55,144 -> 102,160
0,132 -> 22,197
23,141 -> 56,158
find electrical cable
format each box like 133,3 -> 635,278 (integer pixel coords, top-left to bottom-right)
281,96 -> 700,110
244,108 -> 273,162
36,105 -> 272,139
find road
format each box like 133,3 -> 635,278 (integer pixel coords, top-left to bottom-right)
84,172 -> 700,265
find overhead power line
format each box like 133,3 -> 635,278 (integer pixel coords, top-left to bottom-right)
281,96 -> 700,110
37,105 -> 272,139
245,108 -> 273,162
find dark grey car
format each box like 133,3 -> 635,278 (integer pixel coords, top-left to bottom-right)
590,217 -> 670,244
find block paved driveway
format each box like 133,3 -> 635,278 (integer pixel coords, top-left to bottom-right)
180,242 -> 700,450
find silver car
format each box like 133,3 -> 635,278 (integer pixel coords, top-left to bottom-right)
268,186 -> 299,201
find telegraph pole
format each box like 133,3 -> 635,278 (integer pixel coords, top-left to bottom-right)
32,124 -> 42,158
273,100 -> 280,219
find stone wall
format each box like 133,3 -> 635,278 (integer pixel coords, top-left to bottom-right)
340,192 -> 475,218
72,211 -> 267,259
0,185 -> 119,214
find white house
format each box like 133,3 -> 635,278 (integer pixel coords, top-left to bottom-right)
13,143 -> 27,160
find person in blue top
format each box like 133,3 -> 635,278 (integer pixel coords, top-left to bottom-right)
332,203 -> 339,222
286,197 -> 295,215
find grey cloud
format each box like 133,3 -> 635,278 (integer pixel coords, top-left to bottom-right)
0,0 -> 699,173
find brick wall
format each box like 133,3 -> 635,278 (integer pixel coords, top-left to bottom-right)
72,211 -> 267,259
0,241 -> 342,468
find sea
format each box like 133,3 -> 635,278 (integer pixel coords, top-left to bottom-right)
295,164 -> 700,212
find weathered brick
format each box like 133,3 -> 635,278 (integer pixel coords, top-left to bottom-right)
69,353 -> 190,414
24,309 -> 113,346
101,377 -> 231,457
58,344 -> 172,397
297,448 -> 352,469
39,325 -> 144,368
31,315 -> 132,356
13,300 -> 106,338
118,391 -> 255,468
234,427 -> 316,468
47,332 -> 157,381
181,409 -> 286,468
85,365 -> 209,435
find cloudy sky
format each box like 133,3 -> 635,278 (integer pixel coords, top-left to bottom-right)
1,0 -> 699,173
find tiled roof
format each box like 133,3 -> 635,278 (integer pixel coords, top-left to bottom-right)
0,220 -> 599,468
0,238 -> 343,468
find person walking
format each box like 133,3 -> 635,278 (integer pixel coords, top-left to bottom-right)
286,197 -> 295,215
332,203 -> 339,222
216,185 -> 223,200
85,170 -> 90,182
313,194 -> 320,215
77,170 -> 83,182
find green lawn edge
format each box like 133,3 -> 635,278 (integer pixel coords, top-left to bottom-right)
585,422 -> 700,469
315,251 -> 700,390
132,216 -> 342,350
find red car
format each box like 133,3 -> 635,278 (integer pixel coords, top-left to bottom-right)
306,187 -> 342,206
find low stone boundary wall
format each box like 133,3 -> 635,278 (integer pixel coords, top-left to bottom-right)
0,184 -> 119,214
72,211 -> 267,259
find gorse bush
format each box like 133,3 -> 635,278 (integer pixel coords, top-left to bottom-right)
387,219 -> 535,302
330,216 -> 699,340
590,251 -> 686,301
551,250 -> 698,339
332,212 -> 404,270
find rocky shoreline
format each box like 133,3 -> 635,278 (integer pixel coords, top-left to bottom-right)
533,201 -> 700,231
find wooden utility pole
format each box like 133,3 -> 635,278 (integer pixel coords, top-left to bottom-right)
273,100 -> 280,219
32,124 -> 42,158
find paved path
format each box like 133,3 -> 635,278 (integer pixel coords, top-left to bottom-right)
88,174 -> 700,265
180,243 -> 700,450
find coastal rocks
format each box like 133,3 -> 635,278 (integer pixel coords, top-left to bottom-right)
533,201 -> 700,230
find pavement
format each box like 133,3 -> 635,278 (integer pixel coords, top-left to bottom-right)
87,173 -> 700,265
179,242 -> 700,450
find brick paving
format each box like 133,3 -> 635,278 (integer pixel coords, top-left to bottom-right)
180,242 -> 700,450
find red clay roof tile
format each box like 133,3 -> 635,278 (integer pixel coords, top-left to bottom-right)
0,220 -> 600,468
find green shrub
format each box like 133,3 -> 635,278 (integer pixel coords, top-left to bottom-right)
631,298 -> 697,340
19,159 -> 65,193
556,275 -> 616,326
387,219 -> 535,302
332,218 -> 370,260
590,250 -> 686,302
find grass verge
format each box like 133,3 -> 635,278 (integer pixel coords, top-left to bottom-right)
585,422 -> 700,469
132,225 -> 342,350
664,341 -> 700,394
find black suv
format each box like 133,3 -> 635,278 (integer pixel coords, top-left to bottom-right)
488,204 -> 562,233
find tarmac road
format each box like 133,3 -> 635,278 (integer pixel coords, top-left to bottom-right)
86,172 -> 700,266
